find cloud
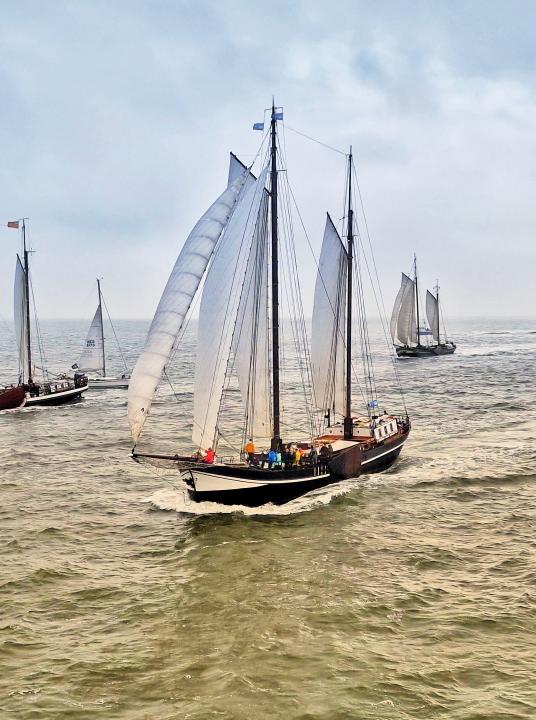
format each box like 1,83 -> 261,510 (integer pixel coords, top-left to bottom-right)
0,0 -> 535,322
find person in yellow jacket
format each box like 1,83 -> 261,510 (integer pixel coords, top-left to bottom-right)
244,438 -> 255,464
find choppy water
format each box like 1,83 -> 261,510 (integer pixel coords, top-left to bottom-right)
1,318 -> 536,719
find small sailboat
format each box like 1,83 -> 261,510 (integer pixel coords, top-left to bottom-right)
391,255 -> 456,357
11,220 -> 88,406
76,279 -> 130,389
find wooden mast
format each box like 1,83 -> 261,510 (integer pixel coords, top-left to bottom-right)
97,278 -> 106,377
435,279 -> 441,345
414,254 -> 421,347
270,101 -> 281,449
22,220 -> 32,385
344,149 -> 354,440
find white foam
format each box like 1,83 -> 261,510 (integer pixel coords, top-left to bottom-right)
142,476 -> 362,516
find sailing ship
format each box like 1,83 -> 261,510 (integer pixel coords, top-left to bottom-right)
11,220 -> 89,406
128,105 -> 410,506
391,255 -> 456,357
76,279 -> 130,389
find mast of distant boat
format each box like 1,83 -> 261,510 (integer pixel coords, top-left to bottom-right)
270,101 -> 281,451
97,278 -> 106,377
22,220 -> 32,384
435,279 -> 441,345
344,149 -> 354,440
414,254 -> 421,347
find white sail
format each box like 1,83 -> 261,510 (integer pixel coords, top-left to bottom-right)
127,168 -> 251,444
233,192 -> 271,438
426,290 -> 439,343
193,166 -> 269,449
390,277 -> 406,344
311,215 -> 347,415
14,255 -> 28,381
396,273 -> 417,345
78,305 -> 104,375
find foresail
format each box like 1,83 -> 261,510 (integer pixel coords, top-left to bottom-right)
193,166 -> 269,449
78,305 -> 104,375
127,168 -> 251,444
233,191 -> 271,438
395,273 -> 417,346
426,290 -> 439,342
311,215 -> 347,416
390,277 -> 406,344
14,255 -> 28,381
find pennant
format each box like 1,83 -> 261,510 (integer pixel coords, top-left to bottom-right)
7,220 -> 19,229
272,111 -> 283,121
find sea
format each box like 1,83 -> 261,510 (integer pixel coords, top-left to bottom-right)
1,317 -> 535,719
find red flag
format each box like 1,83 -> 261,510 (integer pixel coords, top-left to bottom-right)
7,220 -> 19,229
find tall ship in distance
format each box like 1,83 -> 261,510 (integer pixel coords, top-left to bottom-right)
11,219 -> 88,406
390,255 -> 456,357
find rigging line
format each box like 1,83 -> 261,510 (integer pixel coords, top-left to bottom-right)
100,292 -> 129,372
283,172 -> 367,407
162,368 -> 243,456
283,124 -> 347,156
279,169 -> 318,439
350,162 -> 408,413
28,276 -> 49,382
276,136 -> 317,436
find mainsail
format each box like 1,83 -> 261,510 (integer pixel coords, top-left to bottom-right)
14,255 -> 28,381
193,166 -> 269,449
311,215 -> 347,416
78,305 -> 104,375
426,290 -> 439,343
390,273 -> 417,346
233,192 -> 271,438
127,165 -> 251,444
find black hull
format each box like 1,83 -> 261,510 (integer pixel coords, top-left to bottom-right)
187,430 -> 409,507
396,343 -> 456,357
189,471 -> 342,507
27,390 -> 86,406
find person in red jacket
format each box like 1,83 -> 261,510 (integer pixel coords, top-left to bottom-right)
202,447 -> 215,464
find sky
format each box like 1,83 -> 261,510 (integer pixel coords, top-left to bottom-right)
1,0 -> 535,320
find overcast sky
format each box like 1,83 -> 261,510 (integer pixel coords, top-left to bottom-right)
1,0 -> 535,320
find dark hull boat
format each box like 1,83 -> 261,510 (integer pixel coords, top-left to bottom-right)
396,343 -> 456,357
0,385 -> 26,411
10,219 -> 89,406
391,255 -> 456,358
128,105 -> 411,507
24,378 -> 87,406
185,426 -> 409,506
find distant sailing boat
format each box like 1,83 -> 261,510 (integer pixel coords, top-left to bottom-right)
11,220 -> 88,406
391,255 -> 456,357
76,279 -> 130,389
128,105 -> 386,506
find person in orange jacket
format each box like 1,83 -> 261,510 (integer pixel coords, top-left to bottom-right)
202,447 -> 215,464
244,438 -> 256,464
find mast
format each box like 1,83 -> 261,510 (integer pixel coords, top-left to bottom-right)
97,278 -> 106,377
414,254 -> 421,347
22,221 -> 32,384
435,279 -> 440,345
270,101 -> 281,449
344,149 -> 354,440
